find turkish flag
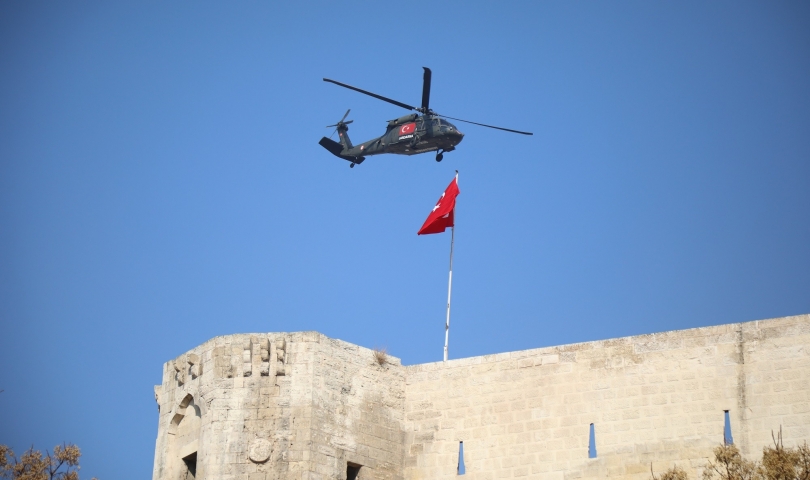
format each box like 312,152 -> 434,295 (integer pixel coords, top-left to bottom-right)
399,123 -> 416,135
418,175 -> 460,235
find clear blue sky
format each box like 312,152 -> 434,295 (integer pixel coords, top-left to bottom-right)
1,2 -> 808,478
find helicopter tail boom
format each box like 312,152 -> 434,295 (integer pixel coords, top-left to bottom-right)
319,137 -> 365,165
319,137 -> 344,156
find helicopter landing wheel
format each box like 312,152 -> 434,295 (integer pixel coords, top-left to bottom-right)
435,152 -> 444,162
350,163 -> 355,168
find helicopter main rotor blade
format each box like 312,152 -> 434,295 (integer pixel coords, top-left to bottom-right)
437,114 -> 533,136
421,67 -> 431,112
323,78 -> 416,112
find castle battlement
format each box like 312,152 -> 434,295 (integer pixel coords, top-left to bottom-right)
153,315 -> 809,480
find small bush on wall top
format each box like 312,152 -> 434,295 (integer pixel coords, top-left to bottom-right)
651,428 -> 809,480
373,347 -> 388,366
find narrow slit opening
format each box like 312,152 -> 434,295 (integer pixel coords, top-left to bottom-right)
182,452 -> 197,479
457,441 -> 465,475
724,410 -> 734,445
588,423 -> 597,458
347,462 -> 361,480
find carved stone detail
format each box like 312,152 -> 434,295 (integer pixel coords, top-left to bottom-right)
243,340 -> 252,377
174,358 -> 186,385
260,339 -> 271,376
248,438 -> 272,464
187,353 -> 201,379
275,338 -> 286,377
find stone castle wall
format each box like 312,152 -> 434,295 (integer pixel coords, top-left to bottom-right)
402,315 -> 809,480
153,332 -> 405,480
153,314 -> 809,480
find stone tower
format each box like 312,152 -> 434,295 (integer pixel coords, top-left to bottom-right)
152,314 -> 809,480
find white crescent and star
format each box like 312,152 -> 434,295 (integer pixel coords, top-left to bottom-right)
432,192 -> 446,212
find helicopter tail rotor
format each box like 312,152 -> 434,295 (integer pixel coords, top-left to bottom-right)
326,109 -> 353,128
325,109 -> 355,149
326,109 -> 353,138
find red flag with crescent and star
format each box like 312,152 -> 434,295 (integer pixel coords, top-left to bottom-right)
418,174 -> 460,235
399,123 -> 416,135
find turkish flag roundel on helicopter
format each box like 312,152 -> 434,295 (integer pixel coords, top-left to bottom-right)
399,123 -> 416,136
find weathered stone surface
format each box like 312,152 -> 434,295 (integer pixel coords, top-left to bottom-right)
249,439 -> 273,464
153,314 -> 809,480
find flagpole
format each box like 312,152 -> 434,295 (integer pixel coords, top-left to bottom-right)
444,225 -> 454,362
444,171 -> 458,362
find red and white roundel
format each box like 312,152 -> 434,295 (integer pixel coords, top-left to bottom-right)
399,123 -> 416,135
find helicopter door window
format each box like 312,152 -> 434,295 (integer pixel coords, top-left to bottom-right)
435,118 -> 449,133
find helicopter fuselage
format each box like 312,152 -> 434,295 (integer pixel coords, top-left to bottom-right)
320,68 -> 530,167
349,114 -> 464,157
320,113 -> 464,165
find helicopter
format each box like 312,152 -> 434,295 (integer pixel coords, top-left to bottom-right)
319,67 -> 532,168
